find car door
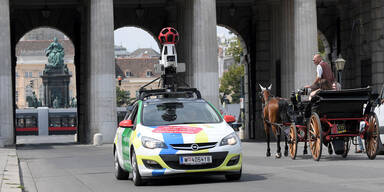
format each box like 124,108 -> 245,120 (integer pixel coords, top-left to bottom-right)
378,85 -> 384,147
121,102 -> 139,171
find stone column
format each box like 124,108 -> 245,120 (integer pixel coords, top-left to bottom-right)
371,0 -> 384,92
0,0 -> 14,147
190,0 -> 219,107
281,0 -> 294,97
293,0 -> 318,90
89,0 -> 116,144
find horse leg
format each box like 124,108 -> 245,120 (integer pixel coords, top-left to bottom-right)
284,134 -> 288,157
264,122 -> 271,157
303,141 -> 308,155
274,125 -> 282,158
303,138 -> 308,155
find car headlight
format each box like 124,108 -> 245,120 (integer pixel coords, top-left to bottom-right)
220,132 -> 238,146
141,136 -> 167,149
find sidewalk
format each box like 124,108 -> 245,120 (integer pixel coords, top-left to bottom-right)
0,147 -> 21,192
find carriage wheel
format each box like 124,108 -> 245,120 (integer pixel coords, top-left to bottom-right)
365,113 -> 379,160
341,139 -> 350,158
309,112 -> 322,161
289,123 -> 298,160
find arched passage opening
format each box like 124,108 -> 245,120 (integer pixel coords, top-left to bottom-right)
216,25 -> 248,138
15,27 -> 77,144
318,30 -> 332,63
114,26 -> 161,122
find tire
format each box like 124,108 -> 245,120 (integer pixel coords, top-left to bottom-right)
309,112 -> 322,161
114,151 -> 129,180
365,113 -> 380,160
289,123 -> 298,160
341,139 -> 350,158
225,167 -> 242,181
131,150 -> 145,186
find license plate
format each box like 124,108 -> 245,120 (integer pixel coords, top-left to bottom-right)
179,156 -> 212,165
337,124 -> 346,133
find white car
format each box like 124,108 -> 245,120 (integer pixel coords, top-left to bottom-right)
374,85 -> 384,153
113,97 -> 242,186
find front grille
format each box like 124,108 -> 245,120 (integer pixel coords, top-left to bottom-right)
170,142 -> 217,151
160,152 -> 228,170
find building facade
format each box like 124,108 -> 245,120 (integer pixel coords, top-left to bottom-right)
115,48 -> 161,99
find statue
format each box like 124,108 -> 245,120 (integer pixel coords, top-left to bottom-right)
27,92 -> 39,108
53,96 -> 59,108
45,37 -> 64,69
70,97 -> 77,107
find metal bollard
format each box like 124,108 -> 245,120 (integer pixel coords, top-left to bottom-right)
93,133 -> 103,146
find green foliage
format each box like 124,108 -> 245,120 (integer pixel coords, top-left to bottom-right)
219,64 -> 244,103
225,37 -> 243,64
116,86 -> 131,107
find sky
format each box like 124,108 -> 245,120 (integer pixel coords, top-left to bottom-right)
114,26 -> 235,53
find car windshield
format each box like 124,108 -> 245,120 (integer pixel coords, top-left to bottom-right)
142,101 -> 221,126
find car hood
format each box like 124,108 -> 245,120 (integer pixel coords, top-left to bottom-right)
138,121 -> 234,144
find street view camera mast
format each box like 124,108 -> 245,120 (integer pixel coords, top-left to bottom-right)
155,27 -> 185,89
139,27 -> 201,100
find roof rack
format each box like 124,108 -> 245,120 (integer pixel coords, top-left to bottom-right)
138,88 -> 201,100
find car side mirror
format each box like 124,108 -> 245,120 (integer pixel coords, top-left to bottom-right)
119,120 -> 134,129
224,115 -> 236,123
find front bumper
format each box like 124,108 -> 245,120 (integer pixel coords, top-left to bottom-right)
135,144 -> 242,177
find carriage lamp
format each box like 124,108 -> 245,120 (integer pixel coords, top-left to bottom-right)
335,55 -> 346,86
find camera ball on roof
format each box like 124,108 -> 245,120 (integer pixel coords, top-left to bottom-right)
158,27 -> 179,45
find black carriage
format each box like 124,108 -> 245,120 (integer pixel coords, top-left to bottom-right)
287,87 -> 380,161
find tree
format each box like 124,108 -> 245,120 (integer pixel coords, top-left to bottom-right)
225,37 -> 243,64
219,64 -> 244,104
116,86 -> 131,107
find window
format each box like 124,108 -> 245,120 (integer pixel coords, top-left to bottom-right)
16,72 -> 19,77
125,71 -> 132,77
146,71 -> 153,77
142,101 -> 222,126
15,91 -> 18,102
39,71 -> 43,76
24,72 -> 32,78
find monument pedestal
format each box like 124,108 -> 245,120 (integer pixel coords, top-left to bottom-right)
41,66 -> 71,108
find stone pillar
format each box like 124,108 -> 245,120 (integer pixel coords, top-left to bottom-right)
293,0 -> 318,90
89,0 -> 117,144
281,0 -> 294,97
371,0 -> 384,92
190,0 -> 219,107
0,0 -> 14,146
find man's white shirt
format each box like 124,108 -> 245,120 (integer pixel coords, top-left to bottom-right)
317,64 -> 323,78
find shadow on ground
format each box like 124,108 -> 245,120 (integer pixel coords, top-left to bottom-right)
142,173 -> 268,186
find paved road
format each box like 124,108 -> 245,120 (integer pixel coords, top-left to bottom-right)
17,142 -> 384,192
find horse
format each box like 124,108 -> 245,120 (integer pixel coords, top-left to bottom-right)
259,84 -> 289,158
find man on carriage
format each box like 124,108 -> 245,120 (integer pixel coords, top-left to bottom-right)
305,54 -> 336,99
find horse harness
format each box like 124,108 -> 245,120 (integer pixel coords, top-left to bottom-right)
261,93 -> 286,130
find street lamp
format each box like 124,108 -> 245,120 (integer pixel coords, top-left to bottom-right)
335,55 -> 346,87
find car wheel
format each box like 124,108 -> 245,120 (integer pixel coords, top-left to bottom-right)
131,150 -> 145,186
225,167 -> 242,181
114,151 -> 129,180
